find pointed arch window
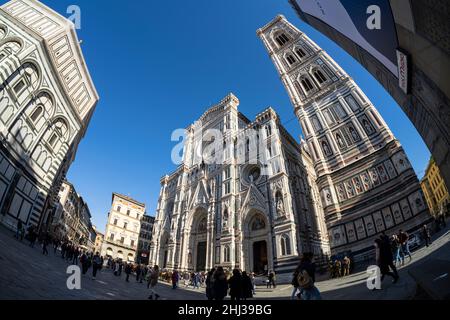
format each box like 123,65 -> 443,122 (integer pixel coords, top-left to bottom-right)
313,69 -> 327,84
224,245 -> 230,262
275,33 -> 290,46
280,234 -> 292,256
301,77 -> 314,92
286,54 -> 296,65
296,48 -> 306,58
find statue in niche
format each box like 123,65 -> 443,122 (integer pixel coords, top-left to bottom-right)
322,141 -> 331,156
363,119 -> 374,134
349,126 -> 360,142
198,217 -> 207,233
222,210 -> 229,230
275,192 -> 285,216
336,134 -> 345,149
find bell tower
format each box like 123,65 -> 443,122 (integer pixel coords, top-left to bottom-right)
258,15 -> 431,258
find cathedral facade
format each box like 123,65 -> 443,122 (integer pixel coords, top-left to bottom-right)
149,94 -> 330,276
257,15 -> 432,262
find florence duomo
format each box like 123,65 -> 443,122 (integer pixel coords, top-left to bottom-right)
149,93 -> 330,278
1,0 -> 449,304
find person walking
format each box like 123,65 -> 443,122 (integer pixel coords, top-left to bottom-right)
28,226 -> 37,248
92,252 -> 102,280
205,268 -> 215,300
241,271 -> 253,300
172,270 -> 179,289
15,220 -> 23,240
135,264 -> 142,282
212,267 -> 228,301
250,272 -> 256,296
291,267 -> 301,300
228,269 -> 243,301
148,265 -> 160,300
422,224 -> 432,247
374,233 -> 399,287
267,270 -> 276,289
80,252 -> 89,275
295,252 -> 322,300
42,235 -> 49,256
125,263 -> 132,282
392,235 -> 403,266
398,230 -> 412,263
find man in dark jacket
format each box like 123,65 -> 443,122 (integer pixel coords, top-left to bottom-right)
375,233 -> 399,285
212,267 -> 228,300
125,263 -> 132,282
228,269 -> 243,301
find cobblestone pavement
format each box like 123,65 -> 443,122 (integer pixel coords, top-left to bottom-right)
1,224 -> 449,300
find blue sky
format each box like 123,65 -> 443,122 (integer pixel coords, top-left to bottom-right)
34,0 -> 429,233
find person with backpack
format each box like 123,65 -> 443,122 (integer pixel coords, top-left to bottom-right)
295,252 -> 322,300
148,265 -> 160,300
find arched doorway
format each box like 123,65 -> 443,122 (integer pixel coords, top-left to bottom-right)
243,210 -> 270,275
188,207 -> 208,271
158,232 -> 169,268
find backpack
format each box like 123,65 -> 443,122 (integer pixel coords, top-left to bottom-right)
297,269 -> 313,289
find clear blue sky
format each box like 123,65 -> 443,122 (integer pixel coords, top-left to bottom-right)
34,0 -> 429,233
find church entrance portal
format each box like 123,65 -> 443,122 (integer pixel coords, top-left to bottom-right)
253,240 -> 268,275
196,241 -> 207,271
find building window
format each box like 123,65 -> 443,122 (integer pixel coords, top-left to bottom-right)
48,133 -> 58,147
13,79 -> 26,95
117,206 -> 121,212
113,219 -> 118,225
266,125 -> 272,137
130,240 -> 135,247
224,245 -> 230,262
109,233 -> 114,241
30,106 -> 43,123
224,166 -> 231,180
123,222 -> 128,229
275,33 -> 290,46
313,69 -> 327,84
296,48 -> 306,58
224,181 -> 231,195
280,234 -> 291,256
127,210 -> 130,216
286,54 -> 296,65
301,77 -> 314,92
120,237 -> 125,244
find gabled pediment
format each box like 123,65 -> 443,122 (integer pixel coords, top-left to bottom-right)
240,184 -> 268,215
